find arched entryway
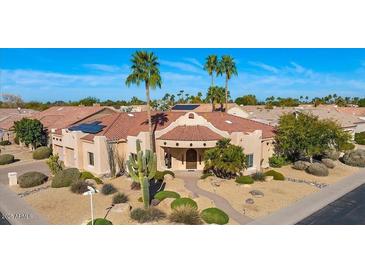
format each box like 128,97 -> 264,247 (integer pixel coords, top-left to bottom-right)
186,149 -> 197,169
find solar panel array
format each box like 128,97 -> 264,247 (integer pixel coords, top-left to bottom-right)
171,104 -> 200,110
69,121 -> 105,134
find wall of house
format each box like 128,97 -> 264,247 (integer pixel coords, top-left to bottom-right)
261,139 -> 275,169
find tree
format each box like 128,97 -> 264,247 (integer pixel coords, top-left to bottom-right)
357,98 -> 365,107
204,55 -> 219,87
13,118 -> 45,149
125,51 -> 162,151
206,86 -> 226,111
204,138 -> 246,179
1,93 -> 24,108
235,94 -> 258,105
78,97 -> 100,106
274,113 -> 352,161
217,55 -> 237,111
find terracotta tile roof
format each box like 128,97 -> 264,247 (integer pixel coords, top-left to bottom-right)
0,108 -> 38,130
30,106 -> 108,130
158,125 -> 224,141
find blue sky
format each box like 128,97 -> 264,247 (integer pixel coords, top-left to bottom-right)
1,48 -> 365,102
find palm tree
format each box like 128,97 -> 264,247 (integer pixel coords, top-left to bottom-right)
125,51 -> 162,151
204,55 -> 219,87
217,55 -> 238,111
206,86 -> 225,112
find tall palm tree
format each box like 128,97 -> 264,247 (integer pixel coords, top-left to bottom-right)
206,86 -> 225,112
217,55 -> 238,111
125,51 -> 162,151
204,55 -> 219,87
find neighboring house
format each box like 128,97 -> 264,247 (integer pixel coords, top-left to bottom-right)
0,108 -> 38,141
118,105 -> 148,112
171,103 -> 238,112
52,111 -> 275,176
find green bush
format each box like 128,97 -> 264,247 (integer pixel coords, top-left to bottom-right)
18,172 -> 48,188
80,171 -> 102,184
113,193 -> 129,204
235,176 -> 254,184
339,142 -> 355,151
0,140 -> 11,145
154,171 -> 165,181
51,168 -> 80,188
355,132 -> 365,145
169,205 -> 203,225
14,136 -> 19,145
46,154 -> 63,175
87,218 -> 113,225
251,172 -> 266,182
130,208 -> 166,223
200,173 -> 213,180
70,180 -> 92,194
171,198 -> 198,210
0,154 -> 15,165
154,191 -> 180,201
269,155 -> 288,168
33,146 -> 52,160
264,170 -> 285,180
306,163 -> 329,176
323,149 -> 341,161
162,170 -> 175,178
201,208 -> 229,225
101,183 -> 117,195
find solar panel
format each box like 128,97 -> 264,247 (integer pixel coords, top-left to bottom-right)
69,121 -> 105,134
171,104 -> 200,110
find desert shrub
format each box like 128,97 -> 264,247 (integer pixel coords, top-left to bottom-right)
131,181 -> 141,190
18,172 -> 48,188
51,168 -> 80,188
200,173 -> 213,179
112,193 -> 129,204
339,142 -> 355,151
154,190 -> 180,201
32,146 -> 52,160
251,172 -> 266,182
269,155 -> 288,168
341,149 -> 365,167
101,183 -> 117,195
306,163 -> 329,176
14,136 -> 19,145
201,208 -> 229,225
169,205 -> 203,225
0,154 -> 15,165
154,171 -> 165,181
80,171 -> 102,184
130,208 -> 166,223
322,149 -> 341,161
162,170 -> 175,178
70,180 -> 93,194
46,154 -> 63,175
0,140 -> 11,145
355,132 -> 365,145
235,176 -> 254,184
137,197 -> 143,202
171,198 -> 198,210
292,160 -> 310,170
264,170 -> 285,180
321,158 -> 335,169
87,218 -> 113,225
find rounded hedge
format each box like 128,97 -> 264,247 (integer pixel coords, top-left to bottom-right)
87,218 -> 113,225
18,171 -> 48,188
51,168 -> 80,188
0,154 -> 15,165
101,183 -> 117,195
33,146 -> 52,160
80,171 -> 102,184
306,162 -> 329,176
235,175 -> 254,184
201,208 -> 229,225
171,197 -> 198,210
70,180 -> 91,194
154,190 -> 180,201
355,132 -> 365,145
264,170 -> 285,180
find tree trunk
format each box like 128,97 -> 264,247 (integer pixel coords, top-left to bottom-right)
225,76 -> 228,112
211,74 -> 214,87
145,83 -> 154,152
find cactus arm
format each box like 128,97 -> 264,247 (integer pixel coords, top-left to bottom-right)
136,139 -> 141,152
147,154 -> 157,180
127,161 -> 139,182
141,177 -> 150,209
129,155 -> 138,169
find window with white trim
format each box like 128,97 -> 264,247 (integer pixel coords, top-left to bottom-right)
246,154 -> 254,168
88,152 -> 95,166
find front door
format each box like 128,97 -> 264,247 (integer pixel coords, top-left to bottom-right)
186,149 -> 197,169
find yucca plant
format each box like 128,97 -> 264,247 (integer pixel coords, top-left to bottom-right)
127,140 -> 157,209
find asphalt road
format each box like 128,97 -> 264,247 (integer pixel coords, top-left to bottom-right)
297,183 -> 365,225
0,212 -> 10,225
0,161 -> 50,185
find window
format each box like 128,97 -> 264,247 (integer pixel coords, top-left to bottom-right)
246,154 -> 254,168
88,152 -> 95,166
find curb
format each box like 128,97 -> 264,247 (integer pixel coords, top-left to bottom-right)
248,169 -> 365,225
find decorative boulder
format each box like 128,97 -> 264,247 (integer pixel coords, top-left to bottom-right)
249,190 -> 264,198
293,160 -> 310,170
341,149 -> 365,167
321,158 -> 335,169
306,162 -> 329,177
245,198 -> 255,204
323,149 -> 341,161
151,199 -> 161,206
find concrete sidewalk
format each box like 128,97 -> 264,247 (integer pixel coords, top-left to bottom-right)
249,169 -> 365,225
0,184 -> 48,225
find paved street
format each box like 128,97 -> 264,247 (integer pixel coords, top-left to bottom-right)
0,212 -> 10,225
297,183 -> 365,225
0,161 -> 50,185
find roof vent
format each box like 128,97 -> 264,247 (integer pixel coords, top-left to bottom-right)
127,113 -> 134,117
225,120 -> 233,124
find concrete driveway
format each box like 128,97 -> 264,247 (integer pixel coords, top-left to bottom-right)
0,161 -> 50,185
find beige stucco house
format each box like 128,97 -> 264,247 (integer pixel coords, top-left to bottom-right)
52,111 -> 275,177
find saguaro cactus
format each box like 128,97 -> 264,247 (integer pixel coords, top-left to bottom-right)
127,140 -> 157,209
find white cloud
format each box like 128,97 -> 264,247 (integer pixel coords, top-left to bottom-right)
160,60 -> 204,74
83,63 -> 126,73
248,61 -> 279,73
183,58 -> 204,68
